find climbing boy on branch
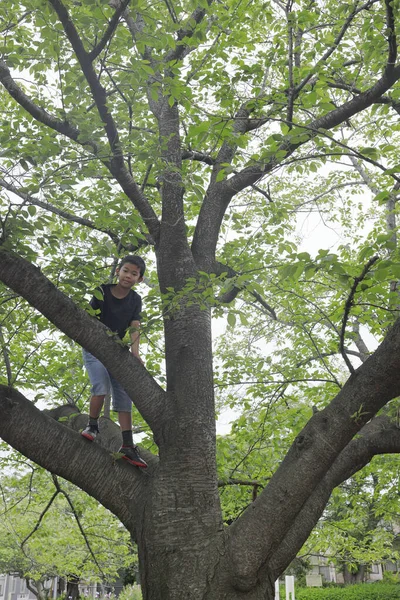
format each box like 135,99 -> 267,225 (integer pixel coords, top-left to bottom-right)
81,255 -> 148,468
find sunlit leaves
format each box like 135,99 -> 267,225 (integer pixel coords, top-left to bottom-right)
0,467 -> 135,584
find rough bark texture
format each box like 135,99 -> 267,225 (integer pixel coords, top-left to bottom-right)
343,565 -> 366,584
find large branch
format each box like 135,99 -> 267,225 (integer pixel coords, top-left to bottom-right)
192,62 -> 400,264
48,0 -> 160,239
0,59 -> 98,154
0,385 -> 153,535
269,416 -> 400,579
226,314 -> 400,592
0,178 -> 151,250
0,248 -> 166,435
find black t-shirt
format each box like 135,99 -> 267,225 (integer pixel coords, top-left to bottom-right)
90,284 -> 142,339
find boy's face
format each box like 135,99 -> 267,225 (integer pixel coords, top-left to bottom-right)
116,262 -> 143,289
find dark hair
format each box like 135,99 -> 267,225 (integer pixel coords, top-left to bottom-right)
119,255 -> 146,277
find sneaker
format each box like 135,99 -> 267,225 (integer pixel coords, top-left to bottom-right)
81,424 -> 99,441
118,445 -> 148,468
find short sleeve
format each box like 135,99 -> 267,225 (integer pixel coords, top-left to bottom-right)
89,286 -> 104,312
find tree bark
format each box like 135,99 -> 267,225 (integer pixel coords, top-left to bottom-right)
343,564 -> 366,584
66,577 -> 81,600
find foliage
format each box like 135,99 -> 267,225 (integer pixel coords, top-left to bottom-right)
298,456 -> 400,572
293,583 -> 400,600
383,571 -> 400,584
118,585 -> 143,600
0,464 -> 135,585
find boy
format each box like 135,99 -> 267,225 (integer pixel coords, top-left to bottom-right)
81,255 -> 147,468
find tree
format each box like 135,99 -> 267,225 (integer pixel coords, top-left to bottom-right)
1,0 -> 400,598
0,462 -> 134,600
296,456 -> 400,583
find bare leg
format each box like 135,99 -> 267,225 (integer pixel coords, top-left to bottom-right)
89,395 -> 105,419
118,411 -> 132,431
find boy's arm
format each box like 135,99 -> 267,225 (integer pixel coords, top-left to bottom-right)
129,320 -> 142,362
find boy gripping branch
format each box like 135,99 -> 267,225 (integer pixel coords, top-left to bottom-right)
81,255 -> 147,468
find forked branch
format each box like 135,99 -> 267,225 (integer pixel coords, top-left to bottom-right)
226,312 -> 400,590
269,416 -> 400,578
89,0 -> 131,61
339,256 -> 379,373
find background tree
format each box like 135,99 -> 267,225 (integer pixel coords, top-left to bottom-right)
300,457 -> 399,584
1,0 -> 400,598
0,458 -> 135,600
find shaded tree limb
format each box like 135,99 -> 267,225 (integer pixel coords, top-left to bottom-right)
226,314 -> 400,591
88,0 -> 131,61
0,325 -> 12,386
164,2 -> 214,63
269,415 -> 400,579
384,0 -> 397,68
182,150 -> 215,165
249,290 -> 278,320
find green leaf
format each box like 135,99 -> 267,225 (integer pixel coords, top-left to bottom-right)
216,169 -> 226,182
93,288 -> 104,301
227,312 -> 236,327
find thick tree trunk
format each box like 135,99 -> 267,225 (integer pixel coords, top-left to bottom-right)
342,564 -> 366,584
135,533 -> 277,600
66,577 -> 81,600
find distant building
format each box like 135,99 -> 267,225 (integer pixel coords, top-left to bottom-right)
305,555 -> 399,585
0,575 -> 57,600
0,575 -> 127,600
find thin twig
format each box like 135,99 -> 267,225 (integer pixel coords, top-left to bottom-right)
339,256 -> 379,374
88,0 -> 131,61
0,325 -> 12,385
52,475 -> 106,578
21,490 -> 59,549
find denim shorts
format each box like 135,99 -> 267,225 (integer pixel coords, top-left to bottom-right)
82,349 -> 132,412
